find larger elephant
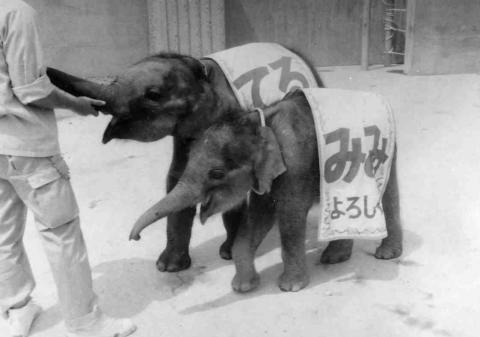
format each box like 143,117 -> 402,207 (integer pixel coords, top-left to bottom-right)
46,43 -> 335,272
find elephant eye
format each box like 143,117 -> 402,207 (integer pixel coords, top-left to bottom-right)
208,168 -> 225,180
144,87 -> 164,101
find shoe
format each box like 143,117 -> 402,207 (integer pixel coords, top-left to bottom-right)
7,301 -> 42,337
66,315 -> 137,337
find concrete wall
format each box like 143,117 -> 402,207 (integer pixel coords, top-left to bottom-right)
225,0 -> 387,67
147,0 -> 225,57
25,0 -> 149,77
405,0 -> 480,75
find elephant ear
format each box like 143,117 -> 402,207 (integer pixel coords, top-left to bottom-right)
252,126 -> 287,195
180,55 -> 207,81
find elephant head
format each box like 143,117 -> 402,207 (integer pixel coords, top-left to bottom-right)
46,53 -> 212,143
129,109 -> 287,241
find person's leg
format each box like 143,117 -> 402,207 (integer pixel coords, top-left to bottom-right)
9,155 -> 135,336
36,217 -> 134,336
35,217 -> 97,328
0,167 -> 41,337
0,179 -> 33,315
36,215 -> 137,337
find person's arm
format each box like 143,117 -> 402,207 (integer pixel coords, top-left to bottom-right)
31,87 -> 105,116
4,3 -> 103,116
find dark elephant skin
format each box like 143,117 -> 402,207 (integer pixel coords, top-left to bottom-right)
46,50 -> 333,272
128,90 -> 403,292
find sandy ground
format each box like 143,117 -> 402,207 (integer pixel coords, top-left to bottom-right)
1,66 -> 479,337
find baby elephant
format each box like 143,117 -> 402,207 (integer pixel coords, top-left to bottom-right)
129,88 -> 402,292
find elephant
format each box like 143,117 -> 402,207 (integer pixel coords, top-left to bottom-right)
128,89 -> 403,292
46,43 -> 349,273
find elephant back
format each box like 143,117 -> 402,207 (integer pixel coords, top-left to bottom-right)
204,43 -> 318,110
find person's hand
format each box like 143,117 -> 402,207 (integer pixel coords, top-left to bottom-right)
73,96 -> 106,116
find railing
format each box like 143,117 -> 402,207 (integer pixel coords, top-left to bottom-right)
383,0 -> 406,66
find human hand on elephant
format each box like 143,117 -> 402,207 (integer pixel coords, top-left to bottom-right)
71,96 -> 105,117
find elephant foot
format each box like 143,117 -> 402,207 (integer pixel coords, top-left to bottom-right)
219,240 -> 233,260
278,271 -> 309,292
231,272 -> 260,293
156,247 -> 191,272
319,239 -> 353,264
375,237 -> 402,260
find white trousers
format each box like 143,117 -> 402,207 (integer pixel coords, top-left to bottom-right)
0,154 -> 100,330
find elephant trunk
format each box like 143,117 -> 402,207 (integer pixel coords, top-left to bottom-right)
129,182 -> 200,241
46,67 -> 116,110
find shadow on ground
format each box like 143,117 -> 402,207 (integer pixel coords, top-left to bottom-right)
87,222 -> 284,318
59,219 -> 422,321
31,200 -> 422,331
180,228 -> 422,315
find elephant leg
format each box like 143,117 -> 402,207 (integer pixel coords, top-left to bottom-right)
277,203 -> 310,292
220,201 -> 246,260
375,150 -> 402,259
320,239 -> 354,264
157,206 -> 196,272
157,138 -> 195,272
232,194 -> 275,293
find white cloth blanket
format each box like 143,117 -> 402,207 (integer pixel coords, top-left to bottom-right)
205,43 -> 318,110
302,88 -> 396,241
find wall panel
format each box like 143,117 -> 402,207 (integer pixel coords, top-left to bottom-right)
148,0 -> 225,57
406,0 -> 480,75
225,0 -> 386,67
26,0 -> 149,77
